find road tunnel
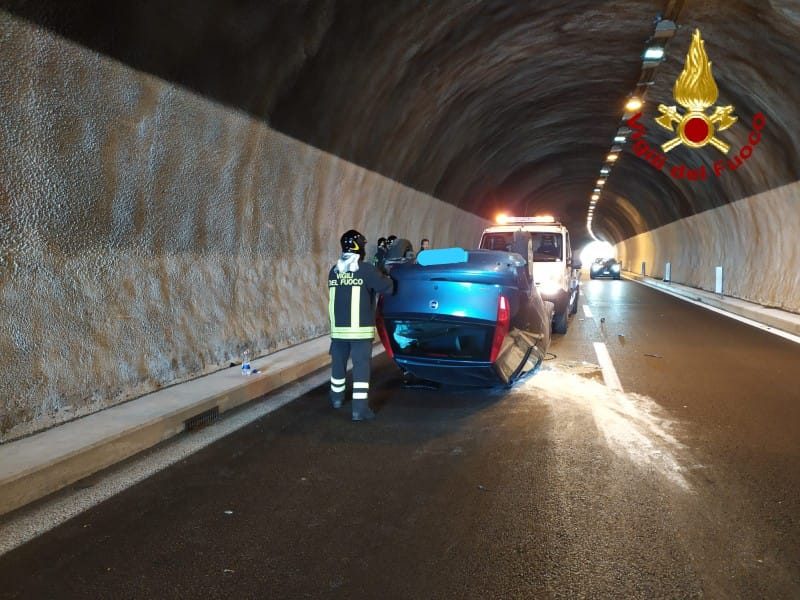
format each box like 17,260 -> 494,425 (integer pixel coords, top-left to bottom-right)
0,2 -> 799,596
1,0 -> 797,439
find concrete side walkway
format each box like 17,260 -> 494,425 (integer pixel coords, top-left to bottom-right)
624,271 -> 800,338
0,336 -> 347,516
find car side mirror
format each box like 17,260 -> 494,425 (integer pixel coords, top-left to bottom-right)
571,259 -> 582,270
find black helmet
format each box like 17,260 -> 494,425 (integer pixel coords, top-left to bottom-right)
340,229 -> 367,258
377,237 -> 387,249
387,235 -> 398,246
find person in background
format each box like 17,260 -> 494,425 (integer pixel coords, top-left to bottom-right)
328,230 -> 394,421
387,235 -> 398,249
419,238 -> 430,252
373,237 -> 388,271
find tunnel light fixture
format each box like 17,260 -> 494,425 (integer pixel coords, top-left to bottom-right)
591,194 -> 599,201
614,135 -> 627,144
593,187 -> 602,193
600,166 -> 611,175
597,178 -> 606,186
606,153 -> 619,162
643,46 -> 665,61
653,19 -> 677,39
625,97 -> 643,112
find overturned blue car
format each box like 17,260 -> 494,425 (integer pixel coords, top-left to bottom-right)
376,248 -> 553,388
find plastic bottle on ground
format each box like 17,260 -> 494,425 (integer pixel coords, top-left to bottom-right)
241,349 -> 251,376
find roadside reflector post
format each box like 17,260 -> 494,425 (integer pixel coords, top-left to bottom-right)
641,261 -> 647,276
664,262 -> 671,283
715,266 -> 723,295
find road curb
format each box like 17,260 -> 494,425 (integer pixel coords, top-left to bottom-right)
0,336 -> 345,517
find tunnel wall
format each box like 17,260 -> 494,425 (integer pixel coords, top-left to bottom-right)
616,181 -> 800,314
0,13 -> 490,442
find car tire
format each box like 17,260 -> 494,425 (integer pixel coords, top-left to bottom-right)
569,287 -> 579,315
553,305 -> 568,334
590,274 -> 596,279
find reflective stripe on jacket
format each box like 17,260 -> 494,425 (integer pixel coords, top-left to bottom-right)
328,260 -> 393,340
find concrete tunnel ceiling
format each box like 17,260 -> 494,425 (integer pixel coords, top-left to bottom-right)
4,0 -> 798,245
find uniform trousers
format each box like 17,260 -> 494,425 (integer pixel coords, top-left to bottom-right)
329,339 -> 372,405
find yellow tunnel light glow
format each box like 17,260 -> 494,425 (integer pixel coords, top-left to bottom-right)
591,194 -> 599,200
625,97 -> 643,111
597,178 -> 606,186
607,153 -> 619,162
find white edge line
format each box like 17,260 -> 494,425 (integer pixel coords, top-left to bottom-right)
593,342 -> 623,392
626,276 -> 800,346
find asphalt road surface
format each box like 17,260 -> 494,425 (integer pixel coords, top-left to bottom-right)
1,279 -> 799,599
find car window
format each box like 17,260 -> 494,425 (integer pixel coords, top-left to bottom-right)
480,232 -> 514,251
387,319 -> 493,360
531,232 -> 563,262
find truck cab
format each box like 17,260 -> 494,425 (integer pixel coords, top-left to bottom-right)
479,216 -> 581,333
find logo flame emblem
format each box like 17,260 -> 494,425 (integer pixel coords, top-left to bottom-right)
655,29 -> 737,154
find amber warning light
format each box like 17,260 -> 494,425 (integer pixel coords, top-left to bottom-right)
495,215 -> 556,224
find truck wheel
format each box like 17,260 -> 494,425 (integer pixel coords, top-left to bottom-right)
553,305 -> 569,334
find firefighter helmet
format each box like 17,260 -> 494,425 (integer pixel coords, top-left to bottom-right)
340,229 -> 367,257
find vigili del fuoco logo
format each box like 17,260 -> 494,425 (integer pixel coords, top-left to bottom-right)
626,29 -> 765,181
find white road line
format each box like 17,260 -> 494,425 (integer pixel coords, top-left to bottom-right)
626,276 -> 800,346
593,342 -> 623,392
583,305 -> 594,318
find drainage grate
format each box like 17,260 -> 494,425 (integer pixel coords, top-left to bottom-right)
184,407 -> 220,432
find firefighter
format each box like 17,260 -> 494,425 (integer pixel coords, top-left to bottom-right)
328,229 -> 394,420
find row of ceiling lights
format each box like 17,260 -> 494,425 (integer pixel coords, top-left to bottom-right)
587,16 -> 678,239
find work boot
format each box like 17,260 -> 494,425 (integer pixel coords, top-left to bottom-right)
351,398 -> 375,421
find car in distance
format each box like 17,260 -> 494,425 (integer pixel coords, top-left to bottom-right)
376,248 -> 552,388
590,257 -> 621,280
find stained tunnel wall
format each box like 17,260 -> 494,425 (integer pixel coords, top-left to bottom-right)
0,14 -> 489,442
615,181 -> 800,313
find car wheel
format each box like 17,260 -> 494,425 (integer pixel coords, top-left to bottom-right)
569,287 -> 579,315
553,305 -> 569,334
590,274 -> 596,279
